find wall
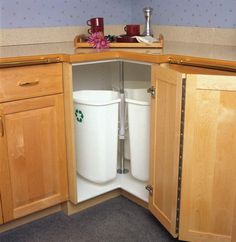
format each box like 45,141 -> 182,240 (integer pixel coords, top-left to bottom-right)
132,0 -> 236,28
0,0 -> 132,28
0,0 -> 235,29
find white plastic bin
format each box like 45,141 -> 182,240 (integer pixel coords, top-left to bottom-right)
73,90 -> 121,184
125,88 -> 150,182
123,81 -> 150,160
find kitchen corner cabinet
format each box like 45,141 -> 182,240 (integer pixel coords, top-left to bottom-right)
149,64 -> 236,242
0,63 -> 68,223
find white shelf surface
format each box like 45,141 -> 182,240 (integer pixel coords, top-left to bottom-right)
76,174 -> 120,203
120,171 -> 149,202
77,168 -> 149,203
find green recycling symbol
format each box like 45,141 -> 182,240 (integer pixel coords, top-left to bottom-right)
75,109 -> 84,123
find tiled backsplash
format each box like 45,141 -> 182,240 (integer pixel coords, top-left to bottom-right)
0,0 -> 236,29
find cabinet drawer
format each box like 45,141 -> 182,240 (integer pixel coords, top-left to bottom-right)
0,63 -> 63,102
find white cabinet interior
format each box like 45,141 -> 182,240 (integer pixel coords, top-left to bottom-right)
72,60 -> 151,203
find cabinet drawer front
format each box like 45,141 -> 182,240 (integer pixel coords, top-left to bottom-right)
0,63 -> 63,102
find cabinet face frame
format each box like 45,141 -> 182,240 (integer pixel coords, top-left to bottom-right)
0,108 -> 13,223
148,64 -> 183,237
0,94 -> 68,222
62,63 -> 78,203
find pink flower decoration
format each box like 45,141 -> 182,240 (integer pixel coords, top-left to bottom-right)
87,32 -> 109,49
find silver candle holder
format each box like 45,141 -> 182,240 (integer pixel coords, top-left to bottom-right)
142,7 -> 153,37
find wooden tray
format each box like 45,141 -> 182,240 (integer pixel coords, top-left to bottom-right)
74,34 -> 164,49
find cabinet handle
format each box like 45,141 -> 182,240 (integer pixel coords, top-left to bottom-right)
18,80 -> 39,86
0,117 -> 3,137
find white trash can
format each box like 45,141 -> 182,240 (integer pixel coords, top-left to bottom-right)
73,90 -> 121,184
123,81 -> 150,161
125,88 -> 150,182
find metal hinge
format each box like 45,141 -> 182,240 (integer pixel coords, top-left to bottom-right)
147,86 -> 156,98
145,184 -> 153,195
175,78 -> 186,234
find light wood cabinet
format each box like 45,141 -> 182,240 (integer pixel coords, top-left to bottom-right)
1,56 -> 235,239
0,63 -> 63,102
180,74 -> 236,242
0,64 -> 68,223
148,65 -> 183,237
149,65 -> 236,242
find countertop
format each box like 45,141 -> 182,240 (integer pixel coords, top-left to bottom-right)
0,41 -> 236,68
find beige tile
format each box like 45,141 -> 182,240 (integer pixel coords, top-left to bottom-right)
153,25 -> 236,46
0,25 -> 235,47
0,25 -> 125,46
1,26 -> 85,46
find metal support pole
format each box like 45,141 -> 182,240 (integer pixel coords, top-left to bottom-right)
117,61 -> 129,174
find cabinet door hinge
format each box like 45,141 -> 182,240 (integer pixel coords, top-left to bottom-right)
175,78 -> 187,234
147,86 -> 156,98
145,184 -> 153,195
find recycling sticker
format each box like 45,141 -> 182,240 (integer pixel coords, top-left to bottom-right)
75,109 -> 84,123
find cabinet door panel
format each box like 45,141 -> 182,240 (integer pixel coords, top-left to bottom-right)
149,65 -> 183,237
179,75 -> 236,242
0,94 -> 68,222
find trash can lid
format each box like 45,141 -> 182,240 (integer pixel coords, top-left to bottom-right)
125,88 -> 150,105
73,90 -> 121,106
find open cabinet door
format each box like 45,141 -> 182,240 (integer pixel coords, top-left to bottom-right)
148,65 -> 183,237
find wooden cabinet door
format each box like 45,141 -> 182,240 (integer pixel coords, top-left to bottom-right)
148,65 -> 183,237
0,94 -> 68,222
179,75 -> 236,242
